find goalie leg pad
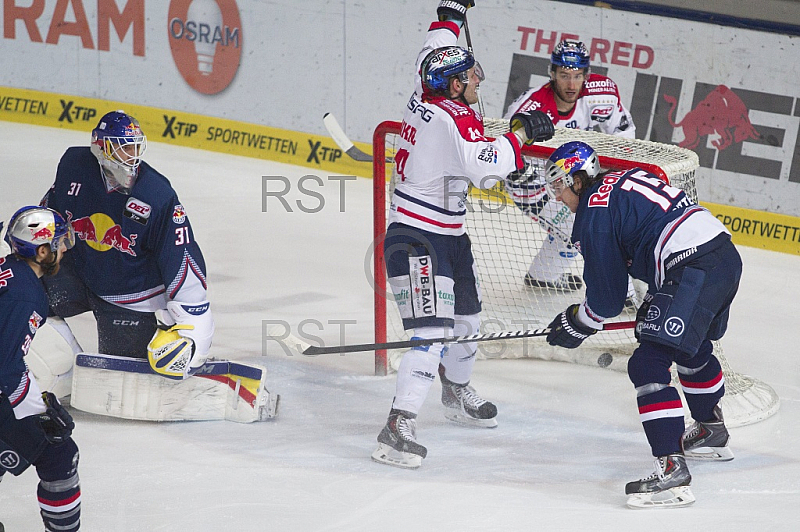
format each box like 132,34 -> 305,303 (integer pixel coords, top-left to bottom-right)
71,354 -> 278,422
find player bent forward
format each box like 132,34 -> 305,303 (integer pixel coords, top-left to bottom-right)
542,142 -> 737,508
1,207 -> 81,531
373,0 -> 554,469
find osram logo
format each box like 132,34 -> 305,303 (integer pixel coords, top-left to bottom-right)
168,0 -> 242,95
588,174 -> 621,208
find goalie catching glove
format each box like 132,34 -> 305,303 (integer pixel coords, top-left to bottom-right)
147,300 -> 214,380
511,110 -> 555,146
546,304 -> 597,349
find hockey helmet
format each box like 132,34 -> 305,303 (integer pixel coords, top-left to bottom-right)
4,206 -> 75,259
90,110 -> 147,194
544,141 -> 601,198
551,40 -> 590,71
421,46 -> 484,93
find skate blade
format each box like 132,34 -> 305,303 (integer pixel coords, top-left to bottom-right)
626,486 -> 695,509
371,443 -> 422,469
444,409 -> 498,428
684,445 -> 734,461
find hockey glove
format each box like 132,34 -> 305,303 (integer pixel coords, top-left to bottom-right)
546,304 -> 596,349
510,110 -> 555,145
38,392 -> 75,444
437,0 -> 474,22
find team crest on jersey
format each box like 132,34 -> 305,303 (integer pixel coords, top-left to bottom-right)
28,311 -> 43,334
172,204 -> 187,224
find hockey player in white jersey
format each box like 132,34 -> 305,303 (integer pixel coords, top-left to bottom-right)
504,40 -> 636,291
372,0 -> 554,469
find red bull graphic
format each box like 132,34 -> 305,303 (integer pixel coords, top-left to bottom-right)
68,212 -> 138,256
664,85 -> 761,151
28,311 -> 43,334
556,155 -> 582,172
30,225 -> 54,241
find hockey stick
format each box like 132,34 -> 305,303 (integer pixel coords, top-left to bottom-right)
323,113 -> 393,163
302,320 -> 635,355
462,14 -> 486,118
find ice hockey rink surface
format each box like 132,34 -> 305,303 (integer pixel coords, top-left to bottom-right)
1,121 -> 798,530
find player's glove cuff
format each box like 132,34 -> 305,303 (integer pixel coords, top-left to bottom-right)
437,0 -> 473,22
546,304 -> 597,349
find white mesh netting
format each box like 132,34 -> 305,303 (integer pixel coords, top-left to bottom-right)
376,120 -> 779,427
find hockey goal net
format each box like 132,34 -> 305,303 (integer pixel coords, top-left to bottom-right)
372,119 -> 779,427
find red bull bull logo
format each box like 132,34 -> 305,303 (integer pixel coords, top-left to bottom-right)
664,84 -> 761,151
30,225 -> 54,241
556,155 -> 582,172
67,211 -> 138,256
28,311 -> 43,334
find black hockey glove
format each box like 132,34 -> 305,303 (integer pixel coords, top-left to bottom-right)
510,110 -> 555,145
546,304 -> 597,349
634,292 -> 654,341
38,392 -> 75,444
507,159 -> 535,182
437,0 -> 474,22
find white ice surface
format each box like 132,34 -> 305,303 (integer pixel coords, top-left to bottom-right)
1,122 -> 799,531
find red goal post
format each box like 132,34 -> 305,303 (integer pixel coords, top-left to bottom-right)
371,119 -> 779,427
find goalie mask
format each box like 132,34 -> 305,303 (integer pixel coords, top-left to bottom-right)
544,141 -> 600,199
90,110 -> 147,195
421,46 -> 484,94
4,206 -> 75,259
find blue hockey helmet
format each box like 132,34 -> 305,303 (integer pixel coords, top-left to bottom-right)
4,206 -> 75,259
421,46 -> 484,93
544,141 -> 601,198
90,110 -> 147,194
551,40 -> 590,71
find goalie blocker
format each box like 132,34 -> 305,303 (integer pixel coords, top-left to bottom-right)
70,354 -> 279,422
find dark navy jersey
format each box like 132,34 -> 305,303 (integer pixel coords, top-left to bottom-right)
0,255 -> 47,410
572,168 -> 728,323
42,147 -> 208,312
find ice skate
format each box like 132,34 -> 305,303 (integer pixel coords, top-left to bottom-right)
439,367 -> 498,428
682,405 -> 734,461
524,272 -> 583,292
372,408 -> 427,469
625,454 -> 695,509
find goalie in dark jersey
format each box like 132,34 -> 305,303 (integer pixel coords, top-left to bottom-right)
41,110 -> 213,380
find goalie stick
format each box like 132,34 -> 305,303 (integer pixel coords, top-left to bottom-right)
302,320 -> 635,355
323,113 -> 392,163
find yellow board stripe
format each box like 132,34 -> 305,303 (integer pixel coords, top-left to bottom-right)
702,201 -> 800,256
0,86 -> 374,178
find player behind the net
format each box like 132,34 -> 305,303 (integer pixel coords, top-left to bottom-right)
372,0 -> 555,469
542,141 -> 738,508
1,207 -> 81,531
503,40 -> 636,292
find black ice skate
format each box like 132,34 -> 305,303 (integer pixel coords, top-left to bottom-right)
439,366 -> 498,428
625,454 -> 695,509
682,405 -> 734,461
524,272 -> 583,291
372,408 -> 427,469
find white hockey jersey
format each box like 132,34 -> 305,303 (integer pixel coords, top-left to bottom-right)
388,21 -> 524,237
503,74 -> 635,138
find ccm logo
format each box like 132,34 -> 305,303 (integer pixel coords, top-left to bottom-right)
588,174 -> 621,208
126,199 -> 152,218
